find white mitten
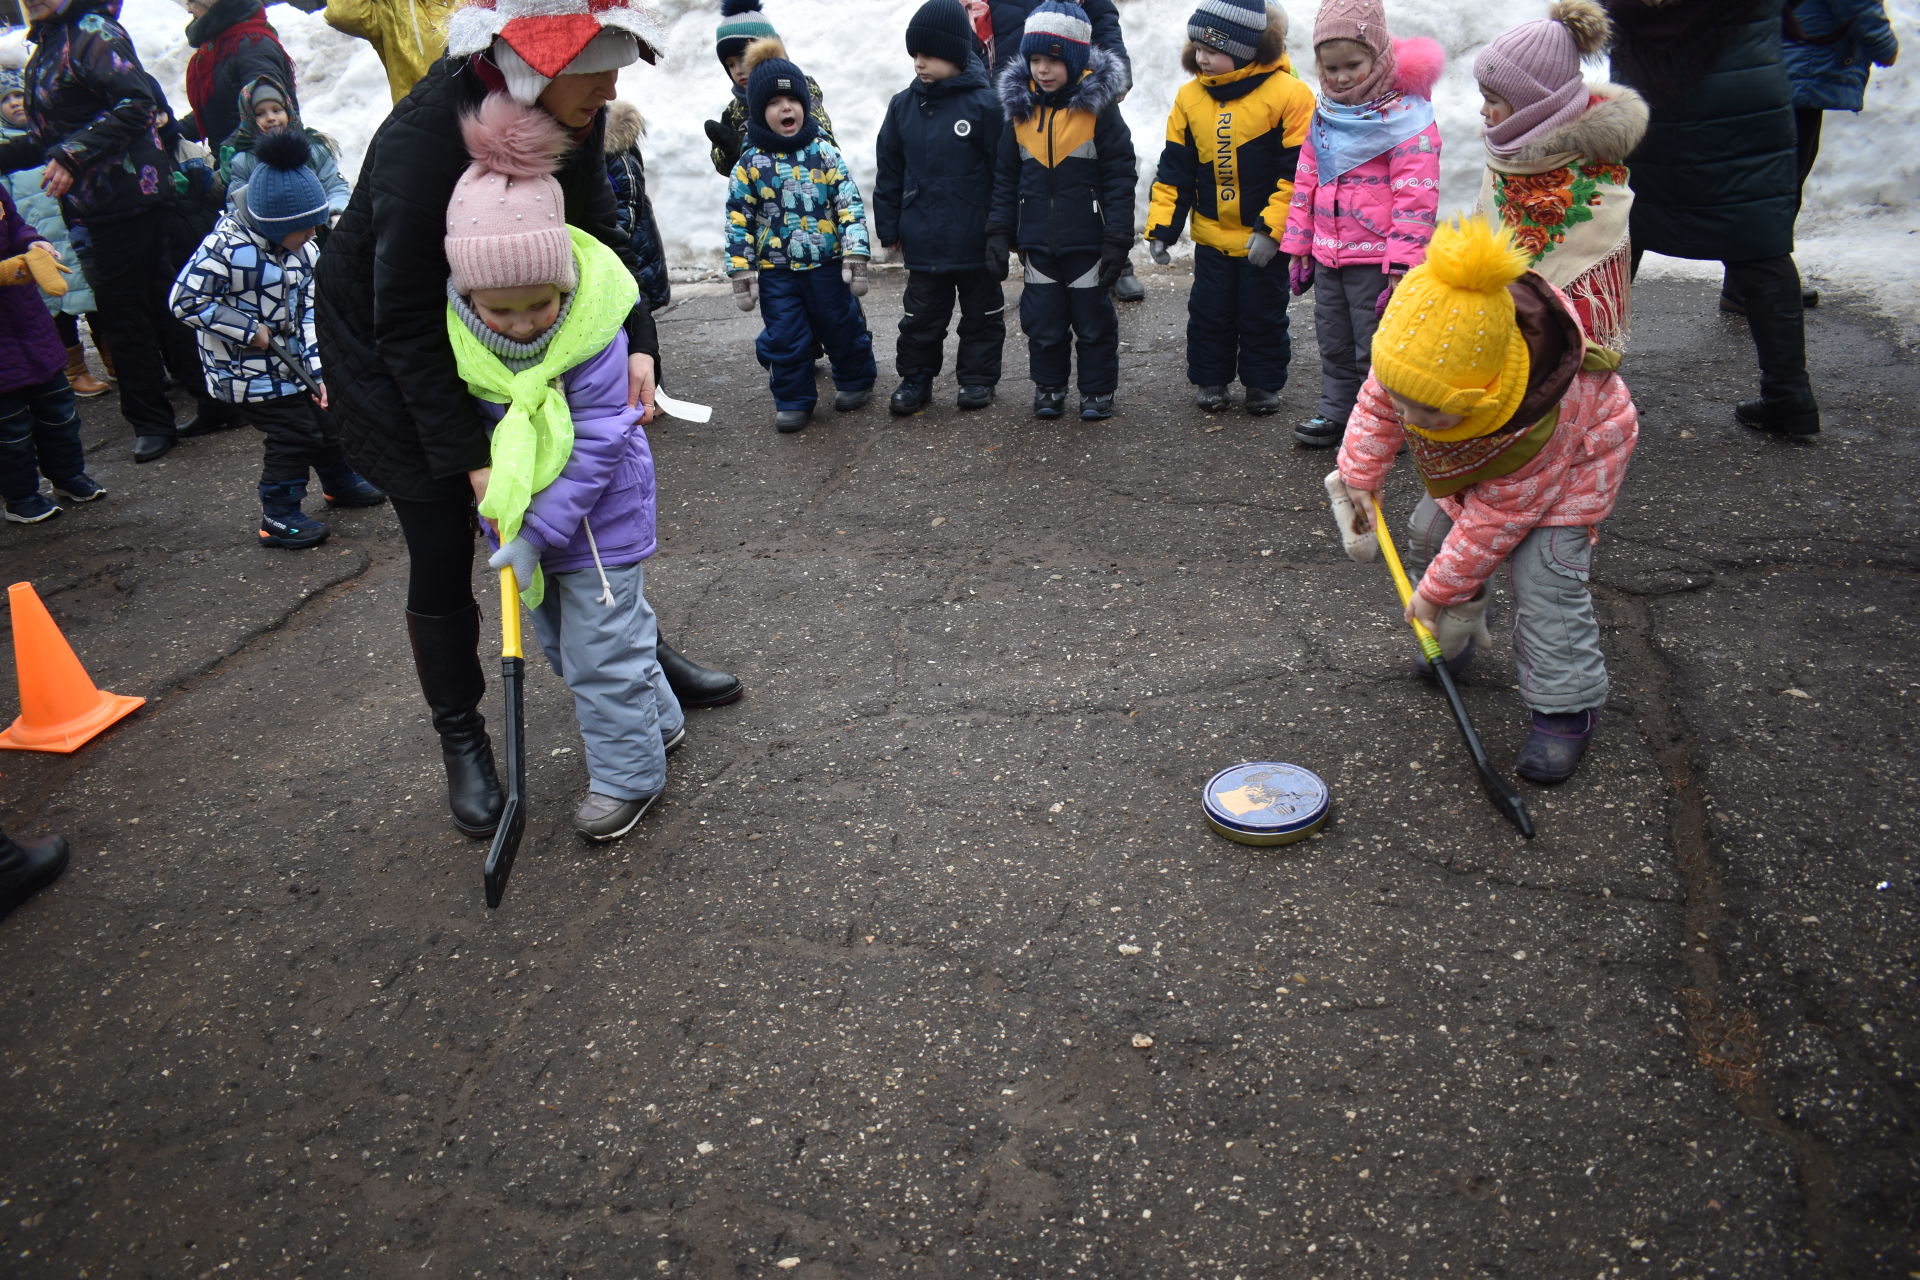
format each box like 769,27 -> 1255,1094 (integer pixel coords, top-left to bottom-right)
1322,470 -> 1377,563
1431,591 -> 1492,661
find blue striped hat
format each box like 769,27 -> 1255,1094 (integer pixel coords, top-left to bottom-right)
1020,1 -> 1092,80
1189,0 -> 1267,64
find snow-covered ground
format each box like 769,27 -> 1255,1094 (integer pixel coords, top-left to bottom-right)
78,0 -> 1920,333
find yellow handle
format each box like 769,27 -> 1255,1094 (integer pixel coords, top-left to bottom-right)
1370,496 -> 1444,663
498,566 -> 523,660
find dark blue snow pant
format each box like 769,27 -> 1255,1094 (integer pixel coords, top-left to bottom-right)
1019,249 -> 1118,396
1187,244 -> 1292,391
755,264 -> 877,412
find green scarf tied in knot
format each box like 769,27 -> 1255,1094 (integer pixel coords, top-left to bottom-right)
448,226 -> 639,608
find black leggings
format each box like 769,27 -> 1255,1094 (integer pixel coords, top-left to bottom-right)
389,494 -> 481,616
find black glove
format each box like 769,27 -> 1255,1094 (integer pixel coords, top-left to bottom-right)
704,119 -> 740,166
1097,239 -> 1130,290
985,233 -> 1010,282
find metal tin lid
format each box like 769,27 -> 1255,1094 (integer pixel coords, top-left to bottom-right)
1203,762 -> 1331,846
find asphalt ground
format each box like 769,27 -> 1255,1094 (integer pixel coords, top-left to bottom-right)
1,268 -> 1915,1279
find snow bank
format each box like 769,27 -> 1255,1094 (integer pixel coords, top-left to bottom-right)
109,0 -> 1919,329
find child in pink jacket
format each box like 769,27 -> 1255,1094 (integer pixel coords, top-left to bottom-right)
1326,218 -> 1637,784
1281,0 -> 1443,449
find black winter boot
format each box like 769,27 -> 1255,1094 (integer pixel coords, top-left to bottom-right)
0,827 -> 70,923
657,633 -> 743,708
406,605 -> 504,839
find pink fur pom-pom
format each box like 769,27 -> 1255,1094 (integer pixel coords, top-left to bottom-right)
458,94 -> 572,182
1393,36 -> 1446,100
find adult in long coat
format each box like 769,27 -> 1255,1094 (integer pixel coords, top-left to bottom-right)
314,0 -> 739,842
181,0 -> 296,149
1608,0 -> 1820,437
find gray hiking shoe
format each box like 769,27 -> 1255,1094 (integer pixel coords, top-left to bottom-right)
574,790 -> 660,842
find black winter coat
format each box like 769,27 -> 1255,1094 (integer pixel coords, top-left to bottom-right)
988,50 -> 1136,257
314,56 -> 659,502
873,56 -> 1005,272
0,0 -> 173,228
1608,0 -> 1798,261
990,0 -> 1130,91
182,0 -> 297,149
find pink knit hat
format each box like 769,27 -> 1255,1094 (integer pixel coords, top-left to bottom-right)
446,95 -> 578,296
1475,0 -> 1612,159
1313,0 -> 1395,104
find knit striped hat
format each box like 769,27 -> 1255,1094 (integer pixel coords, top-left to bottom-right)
717,0 -> 778,67
1189,0 -> 1267,64
244,130 -> 330,240
1020,1 -> 1092,81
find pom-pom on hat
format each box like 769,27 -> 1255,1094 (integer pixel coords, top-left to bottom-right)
907,0 -> 975,67
1189,0 -> 1267,65
1476,0 -> 1611,159
717,0 -> 778,67
1020,0 -> 1093,82
447,0 -> 667,107
244,130 -> 330,240
445,95 -> 578,295
1370,217 -> 1536,442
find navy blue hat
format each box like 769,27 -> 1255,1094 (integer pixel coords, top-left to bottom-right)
745,47 -> 818,150
244,130 -> 329,240
907,0 -> 974,67
1020,1 -> 1092,82
1189,0 -> 1268,65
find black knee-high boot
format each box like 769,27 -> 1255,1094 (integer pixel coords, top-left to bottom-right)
656,632 -> 743,709
407,604 -> 504,838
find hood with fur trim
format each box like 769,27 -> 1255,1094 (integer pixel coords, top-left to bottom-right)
996,45 -> 1128,121
604,99 -> 646,154
1494,81 -> 1648,166
1182,5 -> 1288,76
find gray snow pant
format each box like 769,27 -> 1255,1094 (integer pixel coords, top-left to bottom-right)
1313,263 -> 1391,425
529,560 -> 683,802
1405,495 -> 1609,714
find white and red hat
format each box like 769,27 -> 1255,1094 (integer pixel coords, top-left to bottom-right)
447,0 -> 670,104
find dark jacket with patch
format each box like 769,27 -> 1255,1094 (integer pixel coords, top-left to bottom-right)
313,55 -> 658,502
605,101 -> 671,312
1607,0 -> 1797,261
0,0 -> 174,228
873,55 -> 1005,272
988,49 -> 1136,256
1145,26 -> 1314,255
182,0 -> 297,147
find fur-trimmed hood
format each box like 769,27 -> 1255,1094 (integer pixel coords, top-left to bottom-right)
997,46 -> 1128,121
604,99 -> 646,154
1181,5 -> 1288,76
1495,80 -> 1649,165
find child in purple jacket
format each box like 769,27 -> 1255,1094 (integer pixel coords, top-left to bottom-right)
446,96 -> 682,844
0,184 -> 104,525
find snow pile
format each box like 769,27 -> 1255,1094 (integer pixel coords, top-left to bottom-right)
108,0 -> 1919,329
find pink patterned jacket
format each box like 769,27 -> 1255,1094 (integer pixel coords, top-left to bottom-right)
1280,41 -> 1444,273
1336,281 -> 1639,606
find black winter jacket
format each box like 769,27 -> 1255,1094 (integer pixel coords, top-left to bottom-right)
0,0 -> 173,228
182,0 -> 297,148
605,101 -> 670,312
313,56 -> 659,502
988,50 -> 1136,257
990,0 -> 1131,92
1608,0 -> 1798,261
873,56 -> 1005,272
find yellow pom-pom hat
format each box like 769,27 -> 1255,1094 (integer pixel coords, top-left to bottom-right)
1370,217 -> 1536,442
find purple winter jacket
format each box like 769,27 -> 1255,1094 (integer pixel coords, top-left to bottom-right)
477,329 -> 657,574
0,186 -> 66,396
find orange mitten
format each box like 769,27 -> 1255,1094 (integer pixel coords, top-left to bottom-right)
26,243 -> 72,297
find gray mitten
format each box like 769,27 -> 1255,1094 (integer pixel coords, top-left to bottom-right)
843,257 -> 869,297
1432,592 -> 1493,661
1147,239 -> 1172,266
488,536 -> 540,593
1322,470 -> 1377,563
730,272 -> 758,312
1245,231 -> 1279,268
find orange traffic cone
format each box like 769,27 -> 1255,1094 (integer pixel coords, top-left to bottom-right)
0,582 -> 144,753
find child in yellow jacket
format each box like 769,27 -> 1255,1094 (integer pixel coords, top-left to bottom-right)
1144,0 -> 1314,416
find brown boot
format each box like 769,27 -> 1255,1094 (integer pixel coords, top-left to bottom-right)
64,346 -> 109,398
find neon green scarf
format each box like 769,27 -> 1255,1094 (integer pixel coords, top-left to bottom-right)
448,226 -> 638,607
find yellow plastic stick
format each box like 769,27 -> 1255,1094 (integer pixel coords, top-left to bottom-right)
1370,496 -> 1444,663
499,566 -> 523,661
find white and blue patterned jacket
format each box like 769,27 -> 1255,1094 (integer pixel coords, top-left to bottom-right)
168,193 -> 320,404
